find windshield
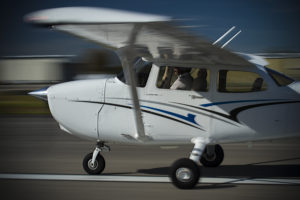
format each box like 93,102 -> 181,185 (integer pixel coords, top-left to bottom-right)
265,67 -> 295,86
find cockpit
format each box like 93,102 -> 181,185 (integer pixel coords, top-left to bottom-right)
116,57 -> 296,94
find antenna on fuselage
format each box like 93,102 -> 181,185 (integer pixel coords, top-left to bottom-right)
221,30 -> 242,49
213,26 -> 235,45
213,26 -> 242,49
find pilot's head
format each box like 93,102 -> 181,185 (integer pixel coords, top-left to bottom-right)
173,67 -> 191,76
198,69 -> 207,78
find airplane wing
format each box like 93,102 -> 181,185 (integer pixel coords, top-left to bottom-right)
24,7 -> 253,142
25,7 -> 251,67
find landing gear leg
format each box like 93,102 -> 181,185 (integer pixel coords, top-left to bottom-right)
83,141 -> 110,175
170,138 -> 207,189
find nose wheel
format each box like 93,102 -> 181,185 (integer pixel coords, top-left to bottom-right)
83,142 -> 110,175
83,152 -> 105,174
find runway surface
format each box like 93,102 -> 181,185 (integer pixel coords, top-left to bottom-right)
0,116 -> 300,200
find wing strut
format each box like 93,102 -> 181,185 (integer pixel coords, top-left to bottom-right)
118,25 -> 151,142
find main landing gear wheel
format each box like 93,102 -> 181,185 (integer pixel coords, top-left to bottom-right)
170,158 -> 200,189
200,144 -> 224,167
83,152 -> 105,175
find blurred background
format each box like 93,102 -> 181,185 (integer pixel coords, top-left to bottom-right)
0,49 -> 122,115
0,0 -> 299,115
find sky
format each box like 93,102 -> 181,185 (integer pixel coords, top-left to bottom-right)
0,0 -> 299,56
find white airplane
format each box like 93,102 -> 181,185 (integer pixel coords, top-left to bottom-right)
26,7 -> 300,189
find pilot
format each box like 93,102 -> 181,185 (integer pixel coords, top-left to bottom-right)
192,69 -> 207,91
170,67 -> 193,90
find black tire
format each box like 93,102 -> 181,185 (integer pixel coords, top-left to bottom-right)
169,158 -> 200,189
200,144 -> 224,167
83,152 -> 105,175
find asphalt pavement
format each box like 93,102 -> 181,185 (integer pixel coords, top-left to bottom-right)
0,116 -> 300,200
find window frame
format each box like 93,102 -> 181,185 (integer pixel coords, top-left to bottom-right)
265,67 -> 295,87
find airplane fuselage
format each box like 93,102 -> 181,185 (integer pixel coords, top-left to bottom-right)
46,62 -> 300,145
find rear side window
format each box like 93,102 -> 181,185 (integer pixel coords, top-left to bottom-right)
265,67 -> 294,86
218,70 -> 267,93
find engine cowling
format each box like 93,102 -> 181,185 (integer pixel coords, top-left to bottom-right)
47,79 -> 107,140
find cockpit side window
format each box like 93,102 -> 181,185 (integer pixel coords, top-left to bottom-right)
265,67 -> 294,86
117,71 -> 126,83
156,66 -> 177,89
218,70 -> 267,93
136,62 -> 152,87
156,66 -> 209,91
116,58 -> 152,87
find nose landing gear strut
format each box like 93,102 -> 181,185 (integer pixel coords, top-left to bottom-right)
83,141 -> 110,175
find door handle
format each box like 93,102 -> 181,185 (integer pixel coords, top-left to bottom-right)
189,95 -> 204,99
146,93 -> 159,96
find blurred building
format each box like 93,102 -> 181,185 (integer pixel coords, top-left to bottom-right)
0,49 -> 122,84
0,51 -> 299,85
0,55 -> 69,84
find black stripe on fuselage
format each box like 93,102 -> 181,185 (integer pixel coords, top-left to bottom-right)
230,101 -> 300,122
174,101 -> 300,123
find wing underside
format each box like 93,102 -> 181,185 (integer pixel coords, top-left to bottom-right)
54,23 -> 251,67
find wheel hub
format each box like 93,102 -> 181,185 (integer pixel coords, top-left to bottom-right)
176,168 -> 192,182
203,153 -> 216,161
88,159 -> 98,170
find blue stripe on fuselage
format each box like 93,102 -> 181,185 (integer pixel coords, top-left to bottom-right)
141,105 -> 199,126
